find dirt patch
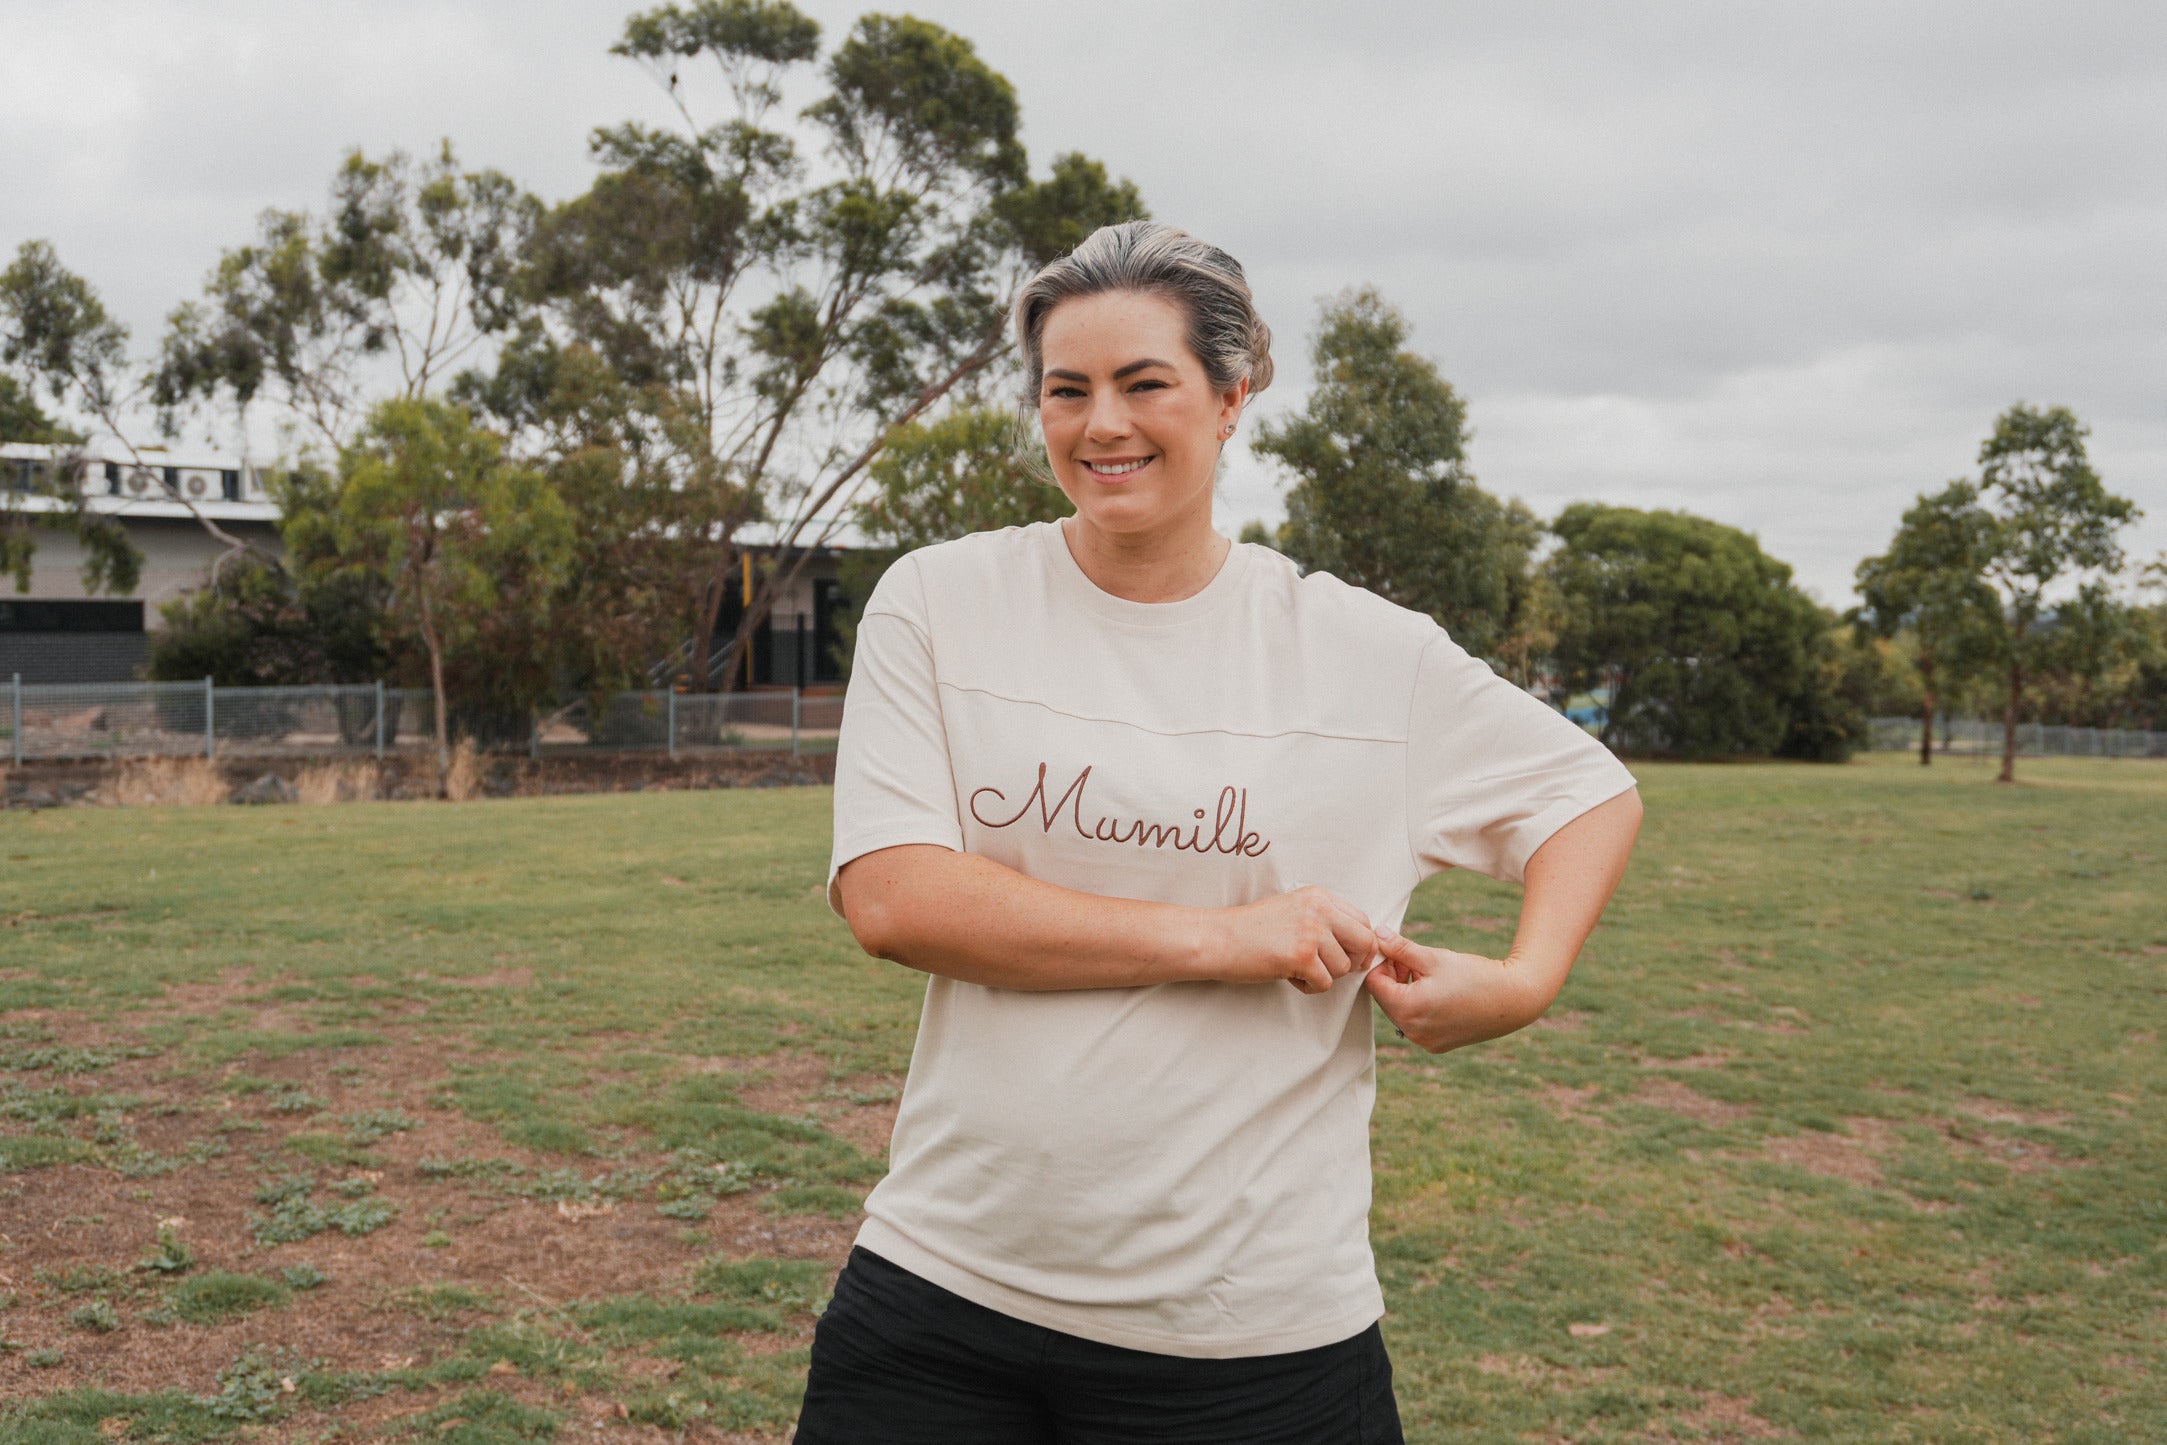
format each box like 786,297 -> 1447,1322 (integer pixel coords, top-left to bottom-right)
1762,1119 -> 1894,1187
1955,1098 -> 2071,1129
1928,1119 -> 2090,1175
1532,1009 -> 1592,1032
0,1000 -> 859,1434
1472,1352 -> 1621,1388
1635,1391 -> 1797,1441
1538,1083 -> 1608,1125
1634,1078 -> 1755,1125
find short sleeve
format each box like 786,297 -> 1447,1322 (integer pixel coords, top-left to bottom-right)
1405,632 -> 1638,884
828,556 -> 965,915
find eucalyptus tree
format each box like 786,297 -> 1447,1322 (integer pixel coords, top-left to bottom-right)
0,239 -> 252,589
501,1 -> 1144,688
317,398 -> 574,792
1969,403 -> 2139,782
154,143 -> 540,453
1254,289 -> 1540,669
1853,480 -> 1998,764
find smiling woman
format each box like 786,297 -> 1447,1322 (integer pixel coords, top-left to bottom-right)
801,221 -> 1644,1444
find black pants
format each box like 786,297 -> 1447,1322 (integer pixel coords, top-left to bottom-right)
795,1248 -> 1404,1444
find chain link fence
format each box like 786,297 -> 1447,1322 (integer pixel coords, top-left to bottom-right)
3,678 -> 843,763
1867,716 -> 2167,760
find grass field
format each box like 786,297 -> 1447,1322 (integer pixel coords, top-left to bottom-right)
1,755 -> 2161,1443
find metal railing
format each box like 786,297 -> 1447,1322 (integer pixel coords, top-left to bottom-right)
1866,715 -> 2167,760
4,677 -> 843,763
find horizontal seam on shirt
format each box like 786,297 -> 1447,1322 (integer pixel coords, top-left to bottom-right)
934,680 -> 1408,745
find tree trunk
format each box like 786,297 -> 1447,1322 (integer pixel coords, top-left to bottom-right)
1998,638 -> 2024,784
1917,648 -> 1936,766
418,588 -> 450,799
692,542 -> 737,693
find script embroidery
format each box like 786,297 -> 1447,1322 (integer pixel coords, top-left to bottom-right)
969,763 -> 1271,858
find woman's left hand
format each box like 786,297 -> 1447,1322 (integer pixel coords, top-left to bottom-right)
1360,926 -> 1545,1054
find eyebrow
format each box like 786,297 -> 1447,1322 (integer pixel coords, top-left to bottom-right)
1043,358 -> 1177,385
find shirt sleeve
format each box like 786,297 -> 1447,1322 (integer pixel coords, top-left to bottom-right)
828,554 -> 964,916
1405,631 -> 1638,884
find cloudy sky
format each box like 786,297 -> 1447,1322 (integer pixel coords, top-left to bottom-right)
4,0 -> 2161,603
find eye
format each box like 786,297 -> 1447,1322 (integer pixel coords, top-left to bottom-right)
1046,384 -> 1085,400
1127,379 -> 1168,393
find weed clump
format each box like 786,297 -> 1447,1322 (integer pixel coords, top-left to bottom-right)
340,1107 -> 420,1145
68,1297 -> 121,1332
168,1270 -> 290,1325
105,756 -> 231,807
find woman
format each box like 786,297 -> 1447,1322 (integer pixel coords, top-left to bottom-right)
799,222 -> 1642,1444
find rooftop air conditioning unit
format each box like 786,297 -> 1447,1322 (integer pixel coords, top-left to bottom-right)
186,473 -> 208,498
126,469 -> 151,494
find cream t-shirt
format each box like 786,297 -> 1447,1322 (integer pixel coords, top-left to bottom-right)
827,520 -> 1636,1358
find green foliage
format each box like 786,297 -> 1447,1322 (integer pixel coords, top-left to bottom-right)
1546,503 -> 1849,759
1255,289 -> 1541,667
328,397 -> 575,772
146,480 -> 393,687
404,1389 -> 562,1443
339,1106 -> 420,1144
0,241 -> 152,595
834,400 -> 1074,675
1969,403 -> 2141,776
201,1346 -> 300,1423
138,1225 -> 195,1274
166,1271 -> 290,1325
66,1298 -> 120,1333
153,143 -> 539,452
279,1263 -> 327,1291
0,373 -> 81,444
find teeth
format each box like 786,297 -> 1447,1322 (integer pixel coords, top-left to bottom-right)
1085,459 -> 1150,475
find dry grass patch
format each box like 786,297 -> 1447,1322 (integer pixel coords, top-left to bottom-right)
101,755 -> 231,807
444,737 -> 483,801
296,759 -> 381,804
1634,1078 -> 1755,1125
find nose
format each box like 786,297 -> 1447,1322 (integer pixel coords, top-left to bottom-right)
1083,388 -> 1131,444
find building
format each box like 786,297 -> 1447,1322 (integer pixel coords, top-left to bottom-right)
2,441 -> 851,690
1,443 -> 281,683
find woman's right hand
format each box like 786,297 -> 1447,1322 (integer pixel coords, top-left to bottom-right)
1210,887 -> 1379,993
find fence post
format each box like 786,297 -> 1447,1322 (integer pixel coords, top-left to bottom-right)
10,673 -> 20,768
204,676 -> 216,761
667,688 -> 677,761
791,686 -> 801,758
374,680 -> 386,762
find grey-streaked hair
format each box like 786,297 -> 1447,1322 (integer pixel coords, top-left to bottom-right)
1012,221 -> 1275,406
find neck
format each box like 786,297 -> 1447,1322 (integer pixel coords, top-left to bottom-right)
1060,507 -> 1231,604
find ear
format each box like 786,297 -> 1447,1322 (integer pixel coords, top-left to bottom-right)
1218,378 -> 1250,438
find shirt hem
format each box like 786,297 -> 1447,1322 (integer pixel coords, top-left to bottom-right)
853,1216 -> 1388,1359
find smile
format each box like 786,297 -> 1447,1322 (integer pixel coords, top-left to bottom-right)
1081,457 -> 1155,477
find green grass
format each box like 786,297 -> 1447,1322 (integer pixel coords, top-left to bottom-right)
2,757 -> 2161,1441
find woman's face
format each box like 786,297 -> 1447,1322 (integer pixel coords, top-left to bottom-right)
1036,289 -> 1246,541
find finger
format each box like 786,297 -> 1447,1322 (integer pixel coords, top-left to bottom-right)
1362,964 -> 1411,1014
1315,933 -> 1354,980
1375,927 -> 1439,975
1328,912 -> 1378,967
1291,955 -> 1334,993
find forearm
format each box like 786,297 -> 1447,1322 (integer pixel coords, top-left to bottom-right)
1505,787 -> 1644,1011
836,845 -> 1217,991
1367,787 -> 1642,1051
